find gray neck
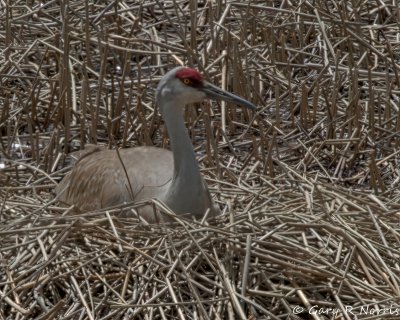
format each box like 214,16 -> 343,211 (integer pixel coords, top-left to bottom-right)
161,100 -> 205,212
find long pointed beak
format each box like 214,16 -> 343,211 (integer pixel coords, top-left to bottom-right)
201,81 -> 257,110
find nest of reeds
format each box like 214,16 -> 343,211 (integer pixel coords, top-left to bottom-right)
1,1 -> 400,319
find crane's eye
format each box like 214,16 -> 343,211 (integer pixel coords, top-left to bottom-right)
182,78 -> 192,86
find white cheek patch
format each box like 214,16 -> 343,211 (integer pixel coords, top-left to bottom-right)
161,87 -> 172,95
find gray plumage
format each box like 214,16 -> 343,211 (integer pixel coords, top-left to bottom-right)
56,67 -> 256,222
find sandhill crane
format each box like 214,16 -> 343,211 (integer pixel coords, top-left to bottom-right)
56,66 -> 256,222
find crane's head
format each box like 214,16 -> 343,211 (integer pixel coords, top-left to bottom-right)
156,67 -> 256,113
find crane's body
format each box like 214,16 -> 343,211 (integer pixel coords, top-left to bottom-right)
57,146 -> 218,222
56,67 -> 256,222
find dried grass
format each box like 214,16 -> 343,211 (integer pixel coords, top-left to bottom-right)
1,1 -> 400,319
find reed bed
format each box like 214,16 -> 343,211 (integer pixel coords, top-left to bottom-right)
1,1 -> 400,319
